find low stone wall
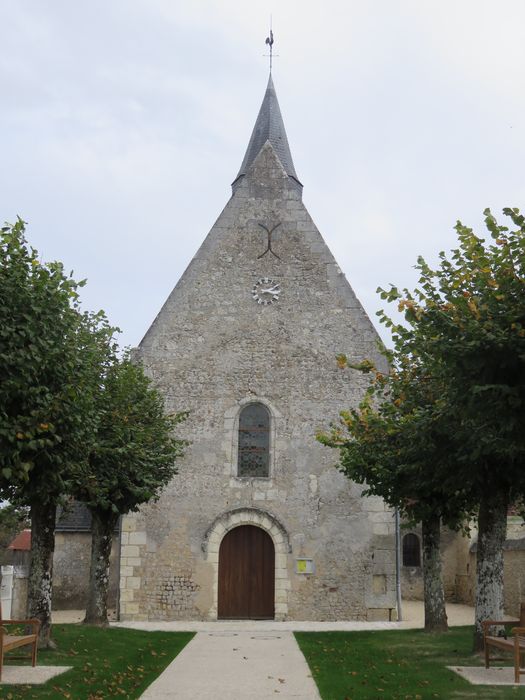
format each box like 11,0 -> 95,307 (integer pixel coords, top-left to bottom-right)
455,542 -> 525,617
402,527 -> 525,617
503,547 -> 525,617
401,526 -> 471,603
11,565 -> 29,618
53,532 -> 119,610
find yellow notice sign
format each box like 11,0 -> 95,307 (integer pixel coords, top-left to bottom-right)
296,558 -> 314,574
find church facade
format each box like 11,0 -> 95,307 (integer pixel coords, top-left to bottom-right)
119,75 -> 397,621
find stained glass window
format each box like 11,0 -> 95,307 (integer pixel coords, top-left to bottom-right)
238,403 -> 270,477
402,533 -> 421,567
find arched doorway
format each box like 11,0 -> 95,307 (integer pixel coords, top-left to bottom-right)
218,525 -> 275,619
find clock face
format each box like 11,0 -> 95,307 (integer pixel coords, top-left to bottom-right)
252,277 -> 281,305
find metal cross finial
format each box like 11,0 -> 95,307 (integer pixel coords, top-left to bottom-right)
264,20 -> 277,73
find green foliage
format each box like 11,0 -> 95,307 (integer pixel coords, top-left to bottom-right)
377,207 -> 525,490
2,625 -> 194,699
0,218 -> 118,507
296,627 -> 524,699
74,354 -> 187,518
319,208 -> 525,525
318,354 -> 471,528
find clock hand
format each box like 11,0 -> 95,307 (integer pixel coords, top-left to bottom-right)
261,285 -> 280,294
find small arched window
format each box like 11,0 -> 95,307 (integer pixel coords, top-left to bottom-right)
402,533 -> 421,567
238,403 -> 270,477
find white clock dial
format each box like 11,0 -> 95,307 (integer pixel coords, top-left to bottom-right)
251,277 -> 281,305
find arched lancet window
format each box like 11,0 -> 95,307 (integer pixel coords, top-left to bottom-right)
402,533 -> 421,567
238,403 -> 270,477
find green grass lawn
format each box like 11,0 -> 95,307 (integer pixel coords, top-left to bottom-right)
0,625 -> 194,699
295,626 -> 525,700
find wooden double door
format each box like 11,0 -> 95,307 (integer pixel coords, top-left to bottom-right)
218,525 -> 275,619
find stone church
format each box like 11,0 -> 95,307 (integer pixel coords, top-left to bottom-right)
118,74 -> 397,621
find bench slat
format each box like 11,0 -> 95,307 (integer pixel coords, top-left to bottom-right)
2,634 -> 38,652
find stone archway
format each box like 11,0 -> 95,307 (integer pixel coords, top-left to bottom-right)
202,508 -> 291,620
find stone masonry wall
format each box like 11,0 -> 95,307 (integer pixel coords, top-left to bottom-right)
120,143 -> 397,621
401,525 -> 471,602
53,532 -> 119,610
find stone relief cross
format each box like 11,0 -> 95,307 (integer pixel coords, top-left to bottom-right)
257,222 -> 281,259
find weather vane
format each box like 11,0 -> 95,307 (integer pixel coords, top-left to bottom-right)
264,19 -> 278,73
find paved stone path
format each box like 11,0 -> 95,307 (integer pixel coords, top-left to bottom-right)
113,604 -> 478,698
448,666 -> 522,686
49,605 -> 483,697
0,666 -> 72,685
140,630 -> 321,699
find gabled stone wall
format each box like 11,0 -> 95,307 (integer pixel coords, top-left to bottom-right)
120,142 -> 396,621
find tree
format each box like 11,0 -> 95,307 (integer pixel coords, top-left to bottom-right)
0,219 -> 116,646
319,354 -> 471,631
73,355 -> 186,626
320,208 -> 525,642
374,208 -> 525,648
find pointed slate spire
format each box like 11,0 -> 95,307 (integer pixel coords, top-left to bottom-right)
232,75 -> 302,191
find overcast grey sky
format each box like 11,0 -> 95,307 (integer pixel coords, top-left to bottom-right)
2,1 -> 524,348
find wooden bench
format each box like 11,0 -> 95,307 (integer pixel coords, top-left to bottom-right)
0,605 -> 40,681
483,604 -> 525,684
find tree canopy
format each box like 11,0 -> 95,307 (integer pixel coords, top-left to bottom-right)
319,352 -> 469,631
0,217 -> 117,506
72,353 -> 187,625
0,218 -> 118,645
75,354 -> 187,519
320,208 -> 525,642
318,354 -> 471,530
378,207 -> 525,488
1,217 -> 187,635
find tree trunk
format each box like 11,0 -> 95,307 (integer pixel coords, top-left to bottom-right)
28,501 -> 56,648
474,489 -> 508,650
84,509 -> 117,626
422,515 -> 448,632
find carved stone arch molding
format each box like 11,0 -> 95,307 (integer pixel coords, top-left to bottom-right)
202,507 -> 292,620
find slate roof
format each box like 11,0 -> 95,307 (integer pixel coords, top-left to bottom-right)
232,74 -> 302,190
55,501 -> 92,531
55,501 -> 120,533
